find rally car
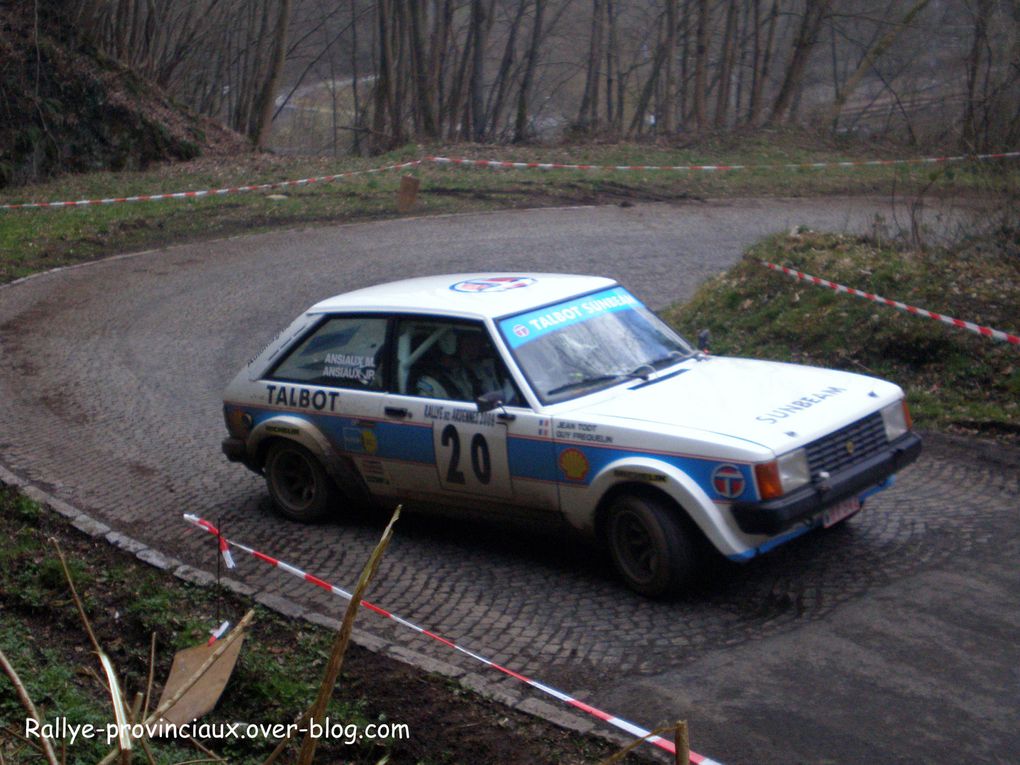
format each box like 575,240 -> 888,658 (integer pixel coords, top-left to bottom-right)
221,273 -> 921,596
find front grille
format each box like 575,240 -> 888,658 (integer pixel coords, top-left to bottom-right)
805,412 -> 887,477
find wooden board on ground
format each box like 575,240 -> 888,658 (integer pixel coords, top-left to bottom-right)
155,633 -> 246,727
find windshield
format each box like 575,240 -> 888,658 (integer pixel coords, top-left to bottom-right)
498,286 -> 695,404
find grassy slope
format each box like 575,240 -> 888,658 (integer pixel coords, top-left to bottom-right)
0,488 -> 639,764
1,131 -> 1011,283
662,229 -> 1020,440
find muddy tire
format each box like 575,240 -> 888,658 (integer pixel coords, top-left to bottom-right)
264,441 -> 338,523
606,493 -> 697,598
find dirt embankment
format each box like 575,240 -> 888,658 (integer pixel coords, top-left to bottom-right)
0,5 -> 248,189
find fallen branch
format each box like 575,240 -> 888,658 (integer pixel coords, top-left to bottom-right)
51,538 -> 132,762
295,505 -> 402,765
0,652 -> 60,765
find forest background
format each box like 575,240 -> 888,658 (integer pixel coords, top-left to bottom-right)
3,0 -> 1019,186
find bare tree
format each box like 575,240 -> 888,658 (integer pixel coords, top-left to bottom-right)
470,0 -> 490,141
629,10 -> 669,136
576,0 -> 605,131
714,0 -> 739,128
748,0 -> 779,125
692,0 -> 710,132
408,0 -> 438,138
40,0 -> 1020,155
252,0 -> 291,148
659,0 -> 678,133
961,0 -> 993,148
604,0 -> 621,131
515,0 -> 546,142
826,0 -> 932,130
769,0 -> 832,124
487,0 -> 528,140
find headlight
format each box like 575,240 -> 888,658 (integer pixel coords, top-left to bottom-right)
881,400 -> 912,441
755,448 -> 810,500
224,405 -> 253,437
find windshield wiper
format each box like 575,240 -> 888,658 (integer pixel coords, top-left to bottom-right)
546,373 -> 626,396
648,350 -> 695,369
628,363 -> 655,380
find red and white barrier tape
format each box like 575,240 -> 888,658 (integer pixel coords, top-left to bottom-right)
183,514 -> 722,764
427,151 -> 1020,173
207,620 -> 231,646
218,533 -> 236,569
4,151 -> 1017,210
0,161 -> 422,210
762,261 -> 1020,345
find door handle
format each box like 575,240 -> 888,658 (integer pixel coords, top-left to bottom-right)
385,407 -> 409,418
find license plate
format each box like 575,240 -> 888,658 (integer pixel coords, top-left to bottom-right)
822,497 -> 861,528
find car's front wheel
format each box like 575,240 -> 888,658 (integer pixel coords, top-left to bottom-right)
264,441 -> 338,523
606,492 -> 697,598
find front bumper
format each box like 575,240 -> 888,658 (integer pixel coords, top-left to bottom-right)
731,432 -> 923,535
222,437 -> 247,462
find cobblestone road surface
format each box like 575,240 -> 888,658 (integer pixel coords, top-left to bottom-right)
2,198 -> 1017,764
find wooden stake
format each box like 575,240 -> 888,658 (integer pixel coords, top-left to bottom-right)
675,720 -> 690,765
397,175 -> 420,212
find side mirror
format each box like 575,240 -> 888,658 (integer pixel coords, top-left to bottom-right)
476,391 -> 503,413
697,329 -> 711,352
476,391 -> 516,420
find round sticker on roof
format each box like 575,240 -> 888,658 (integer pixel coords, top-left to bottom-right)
451,276 -> 536,293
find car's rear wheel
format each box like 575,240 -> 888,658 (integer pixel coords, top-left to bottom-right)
265,441 -> 338,523
606,492 -> 697,598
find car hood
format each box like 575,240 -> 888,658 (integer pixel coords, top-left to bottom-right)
575,356 -> 901,453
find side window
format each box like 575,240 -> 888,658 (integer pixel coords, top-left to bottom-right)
270,316 -> 388,390
395,318 -> 521,404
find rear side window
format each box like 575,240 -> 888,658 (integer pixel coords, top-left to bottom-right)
270,316 -> 388,390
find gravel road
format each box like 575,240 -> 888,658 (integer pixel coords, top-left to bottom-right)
1,196 -> 1015,764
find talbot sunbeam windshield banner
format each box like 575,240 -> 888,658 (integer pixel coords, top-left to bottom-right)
499,287 -> 639,349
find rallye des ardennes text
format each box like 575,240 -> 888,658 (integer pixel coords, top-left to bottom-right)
222,273 -> 921,596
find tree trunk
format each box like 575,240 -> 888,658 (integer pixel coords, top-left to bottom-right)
350,0 -> 363,154
431,0 -> 454,137
444,14 -> 472,140
748,0 -> 778,125
826,0 -> 931,130
714,0 -> 738,128
469,0 -> 488,141
961,0 -> 992,148
408,0 -> 438,138
629,14 -> 669,136
734,0 -> 751,124
514,0 -> 544,142
576,0 -> 604,131
768,0 -> 832,125
251,0 -> 290,149
488,0 -> 528,139
604,0 -> 620,131
371,0 -> 397,151
692,0 -> 709,132
660,0 -> 678,133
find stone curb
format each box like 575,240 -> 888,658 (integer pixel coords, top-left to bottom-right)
0,462 -> 636,754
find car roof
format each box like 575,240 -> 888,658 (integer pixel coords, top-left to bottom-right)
308,273 -> 619,320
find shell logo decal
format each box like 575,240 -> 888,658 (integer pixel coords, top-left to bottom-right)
558,448 -> 590,482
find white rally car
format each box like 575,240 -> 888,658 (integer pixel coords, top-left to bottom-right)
222,273 -> 921,596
